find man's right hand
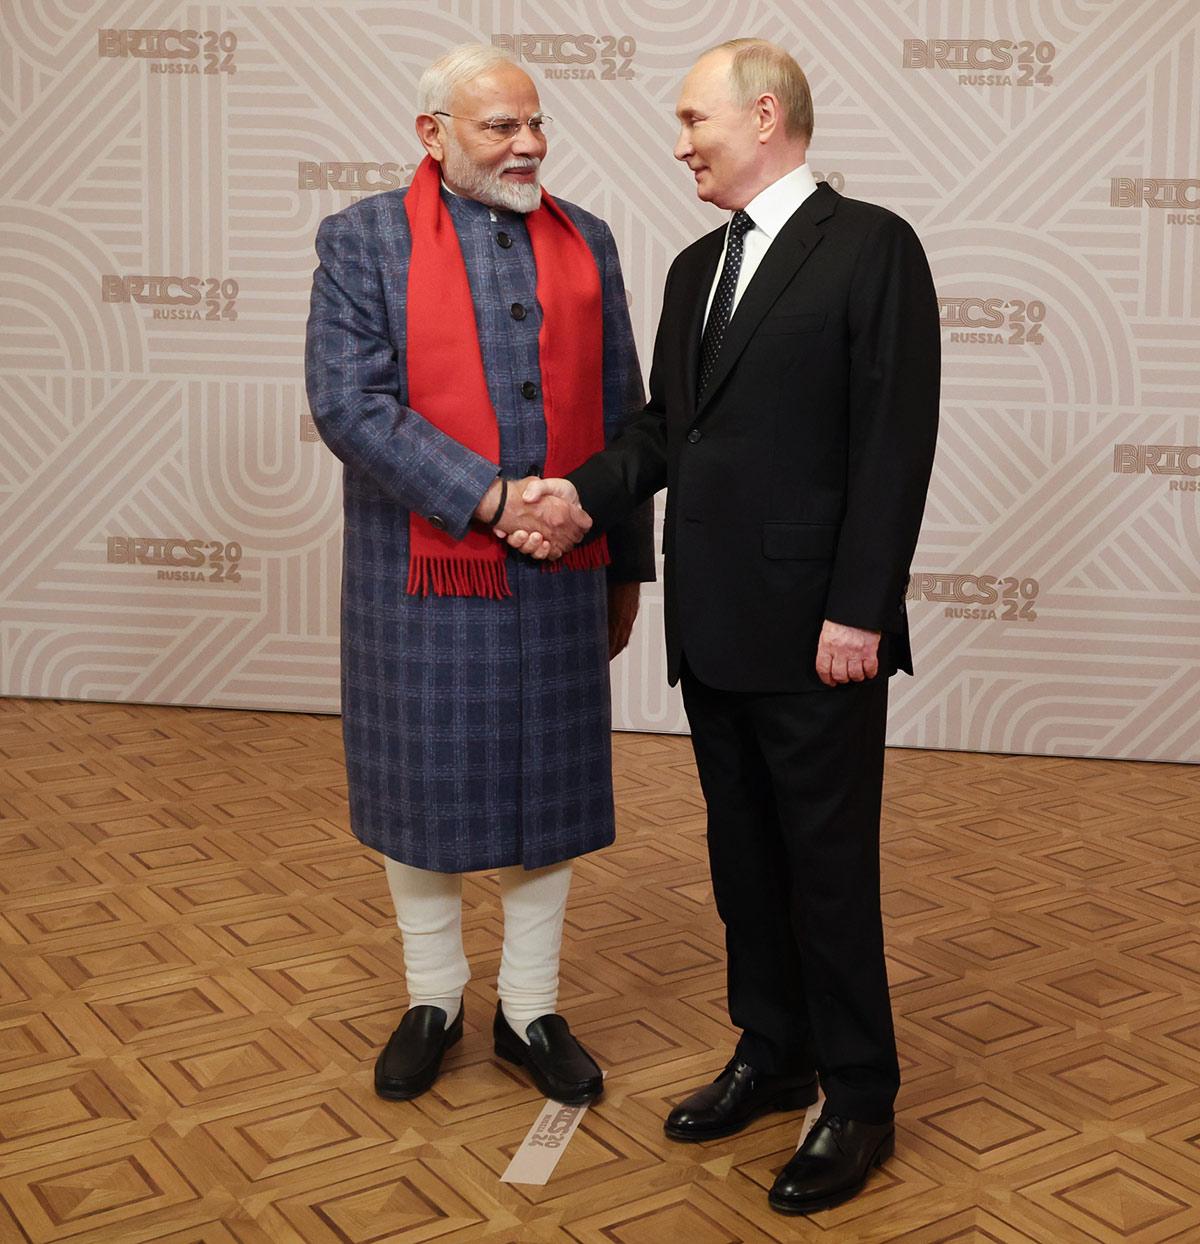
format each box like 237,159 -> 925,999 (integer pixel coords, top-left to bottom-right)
476,475 -> 591,560
495,478 -> 585,558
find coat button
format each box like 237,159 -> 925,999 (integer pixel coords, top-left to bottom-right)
427,514 -> 447,531
687,428 -> 702,443
526,462 -> 542,476
497,232 -> 513,248
521,381 -> 537,399
510,302 -> 527,320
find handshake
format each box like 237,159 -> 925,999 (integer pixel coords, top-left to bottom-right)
474,475 -> 591,560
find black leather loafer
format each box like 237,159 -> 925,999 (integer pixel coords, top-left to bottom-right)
768,1112 -> 894,1214
374,1004 -> 463,1100
493,1004 -> 603,1105
664,1057 -> 819,1142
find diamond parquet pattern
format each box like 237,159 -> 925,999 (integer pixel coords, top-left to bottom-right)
1,697 -> 1199,1242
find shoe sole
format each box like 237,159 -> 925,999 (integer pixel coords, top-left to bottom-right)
663,1083 -> 820,1143
374,1022 -> 463,1101
494,1033 -> 603,1106
767,1130 -> 895,1215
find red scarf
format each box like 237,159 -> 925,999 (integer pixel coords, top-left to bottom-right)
403,155 -> 609,598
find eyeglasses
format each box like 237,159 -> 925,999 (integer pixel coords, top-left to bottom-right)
431,112 -> 551,141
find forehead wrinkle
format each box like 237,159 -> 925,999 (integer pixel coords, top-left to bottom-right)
454,66 -> 540,114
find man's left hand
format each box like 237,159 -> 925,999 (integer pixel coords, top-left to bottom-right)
816,620 -> 881,686
607,582 -> 640,660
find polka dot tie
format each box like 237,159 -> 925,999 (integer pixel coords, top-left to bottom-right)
697,209 -> 754,399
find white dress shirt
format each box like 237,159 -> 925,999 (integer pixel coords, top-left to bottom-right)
703,163 -> 820,330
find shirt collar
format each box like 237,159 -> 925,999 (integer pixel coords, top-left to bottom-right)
441,179 -> 502,223
740,163 -> 820,240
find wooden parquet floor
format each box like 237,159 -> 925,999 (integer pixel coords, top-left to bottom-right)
2,697 -> 1200,1243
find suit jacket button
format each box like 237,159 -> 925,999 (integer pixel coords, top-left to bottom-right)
521,381 -> 538,399
687,428 -> 702,443
510,302 -> 527,320
497,232 -> 513,248
427,514 -> 447,531
526,462 -> 542,476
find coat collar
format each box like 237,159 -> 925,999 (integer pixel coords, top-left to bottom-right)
689,182 -> 839,416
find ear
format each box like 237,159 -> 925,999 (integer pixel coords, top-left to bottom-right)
754,92 -> 780,144
415,113 -> 445,162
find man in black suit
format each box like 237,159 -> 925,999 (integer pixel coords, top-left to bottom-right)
505,38 -> 939,1215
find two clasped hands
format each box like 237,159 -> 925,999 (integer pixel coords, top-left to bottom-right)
472,473 -> 586,560
473,475 -> 883,686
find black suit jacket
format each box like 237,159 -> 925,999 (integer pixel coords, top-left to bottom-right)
571,183 -> 940,692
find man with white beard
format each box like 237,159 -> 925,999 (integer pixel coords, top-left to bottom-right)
304,44 -> 652,1104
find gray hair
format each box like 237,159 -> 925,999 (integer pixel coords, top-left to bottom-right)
710,38 -> 814,142
418,43 -> 515,115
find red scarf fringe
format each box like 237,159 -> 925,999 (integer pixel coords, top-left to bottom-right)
547,540 -> 611,574
406,554 -> 513,600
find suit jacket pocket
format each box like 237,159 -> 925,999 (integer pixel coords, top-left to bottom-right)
762,521 -> 839,560
756,312 -> 826,336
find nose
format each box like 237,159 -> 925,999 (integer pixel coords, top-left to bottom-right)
673,127 -> 692,162
511,122 -> 546,156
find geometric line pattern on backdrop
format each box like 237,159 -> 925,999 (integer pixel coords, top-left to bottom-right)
0,0 -> 1197,762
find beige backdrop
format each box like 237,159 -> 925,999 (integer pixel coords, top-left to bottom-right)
1,1 -> 1197,762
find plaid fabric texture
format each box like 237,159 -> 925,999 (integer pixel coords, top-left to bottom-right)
305,187 -> 653,871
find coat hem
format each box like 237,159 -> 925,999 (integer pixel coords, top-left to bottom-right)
354,829 -> 616,874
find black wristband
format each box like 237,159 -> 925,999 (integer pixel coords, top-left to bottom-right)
484,476 -> 508,527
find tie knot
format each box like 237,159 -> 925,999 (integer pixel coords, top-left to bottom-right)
730,209 -> 754,239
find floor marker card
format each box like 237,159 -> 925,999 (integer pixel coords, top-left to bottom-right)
501,1095 -> 595,1185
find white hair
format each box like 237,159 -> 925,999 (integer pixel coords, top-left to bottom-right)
418,43 -> 514,114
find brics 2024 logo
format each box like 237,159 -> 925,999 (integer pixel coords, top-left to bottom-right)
940,297 -> 1046,346
97,29 -> 237,74
492,34 -> 637,80
101,276 -> 239,322
902,39 -> 1054,87
1110,178 -> 1200,226
107,538 -> 244,583
1113,444 -> 1200,493
297,162 -> 416,193
907,574 -> 1040,622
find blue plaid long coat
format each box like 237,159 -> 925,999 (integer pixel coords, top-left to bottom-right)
305,186 -> 653,872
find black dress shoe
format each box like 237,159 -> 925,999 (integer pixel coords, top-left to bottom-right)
493,1004 -> 603,1105
768,1111 -> 895,1214
374,1004 -> 463,1100
664,1057 -> 819,1142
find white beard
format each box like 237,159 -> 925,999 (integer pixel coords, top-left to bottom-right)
442,140 -> 542,213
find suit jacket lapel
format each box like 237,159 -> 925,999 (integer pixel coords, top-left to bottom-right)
696,183 -> 837,417
673,230 -> 723,415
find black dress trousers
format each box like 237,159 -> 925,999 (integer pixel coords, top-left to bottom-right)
680,663 -> 900,1124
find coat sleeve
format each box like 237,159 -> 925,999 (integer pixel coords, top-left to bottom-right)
596,222 -> 656,584
304,209 -> 499,540
824,213 -> 940,632
568,257 -> 675,533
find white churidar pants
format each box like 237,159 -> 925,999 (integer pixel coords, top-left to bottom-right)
384,857 -> 572,1042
